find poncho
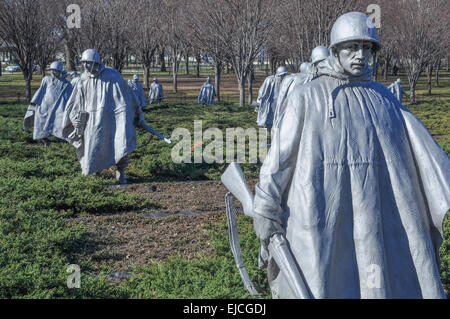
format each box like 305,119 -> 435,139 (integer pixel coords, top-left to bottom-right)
198,82 -> 216,105
388,81 -> 407,103
24,76 -> 73,140
253,61 -> 449,299
149,82 -> 164,104
128,80 -> 147,108
62,65 -> 141,175
273,73 -> 311,128
256,75 -> 282,127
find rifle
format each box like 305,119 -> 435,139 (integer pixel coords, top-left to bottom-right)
139,121 -> 172,144
221,162 -> 311,299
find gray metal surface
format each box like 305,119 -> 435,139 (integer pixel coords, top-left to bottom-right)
149,78 -> 164,104
198,77 -> 216,105
62,50 -> 141,176
253,12 -> 449,299
24,70 -> 73,140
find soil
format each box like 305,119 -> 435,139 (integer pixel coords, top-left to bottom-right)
70,179 -> 258,272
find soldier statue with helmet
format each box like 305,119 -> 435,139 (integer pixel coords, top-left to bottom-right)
62,49 -> 146,184
244,12 -> 450,299
273,46 -> 331,127
255,66 -> 289,133
128,74 -> 147,109
62,49 -> 171,185
24,61 -> 73,146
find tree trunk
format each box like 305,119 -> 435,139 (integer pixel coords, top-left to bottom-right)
409,80 -> 417,104
40,64 -> 46,77
214,62 -> 222,102
383,56 -> 389,81
24,71 -> 32,103
173,56 -> 178,93
426,64 -> 433,95
160,50 -> 166,72
185,52 -> 189,75
435,60 -> 440,87
196,54 -> 201,77
143,64 -> 150,89
270,57 -> 276,75
64,41 -> 75,72
238,76 -> 246,107
248,67 -> 254,106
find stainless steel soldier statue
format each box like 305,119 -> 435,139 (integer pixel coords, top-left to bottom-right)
62,49 -> 144,185
24,61 -> 73,146
252,12 -> 449,299
256,66 -> 289,132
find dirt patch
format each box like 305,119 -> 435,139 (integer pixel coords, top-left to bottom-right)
71,212 -> 223,272
70,179 -> 258,272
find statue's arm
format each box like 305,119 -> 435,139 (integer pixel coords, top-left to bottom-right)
254,93 -> 305,242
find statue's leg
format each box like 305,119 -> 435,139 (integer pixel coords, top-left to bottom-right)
116,156 -> 129,185
43,138 -> 51,147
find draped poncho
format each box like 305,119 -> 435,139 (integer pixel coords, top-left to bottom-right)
62,65 -> 140,175
24,76 -> 73,140
254,62 -> 449,299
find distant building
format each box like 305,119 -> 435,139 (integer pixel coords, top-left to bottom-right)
0,41 -> 17,63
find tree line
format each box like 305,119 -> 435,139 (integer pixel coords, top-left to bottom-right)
0,0 -> 449,105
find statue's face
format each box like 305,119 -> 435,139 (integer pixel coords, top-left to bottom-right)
51,70 -> 61,78
83,61 -> 100,76
336,41 -> 373,76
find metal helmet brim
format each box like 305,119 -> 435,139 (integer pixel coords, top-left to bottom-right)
330,12 -> 382,52
80,49 -> 102,64
311,46 -> 331,65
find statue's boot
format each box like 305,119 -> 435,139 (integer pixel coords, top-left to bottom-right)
116,156 -> 129,185
116,170 -> 128,185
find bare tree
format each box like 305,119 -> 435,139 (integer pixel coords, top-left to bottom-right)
390,0 -> 450,104
100,1 -> 133,72
130,0 -> 163,88
277,0 -> 362,73
35,4 -> 63,77
162,0 -> 187,93
188,0 -> 232,101
71,0 -> 133,73
194,0 -> 275,107
0,0 -> 51,102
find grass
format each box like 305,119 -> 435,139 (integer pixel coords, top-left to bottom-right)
0,102 -> 268,299
0,70 -> 449,299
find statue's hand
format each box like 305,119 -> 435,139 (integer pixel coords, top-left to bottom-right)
253,213 -> 284,269
73,119 -> 83,130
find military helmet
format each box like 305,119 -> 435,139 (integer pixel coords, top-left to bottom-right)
276,66 -> 288,76
299,62 -> 311,74
311,46 -> 330,65
80,49 -> 101,64
48,61 -> 63,72
330,12 -> 381,51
